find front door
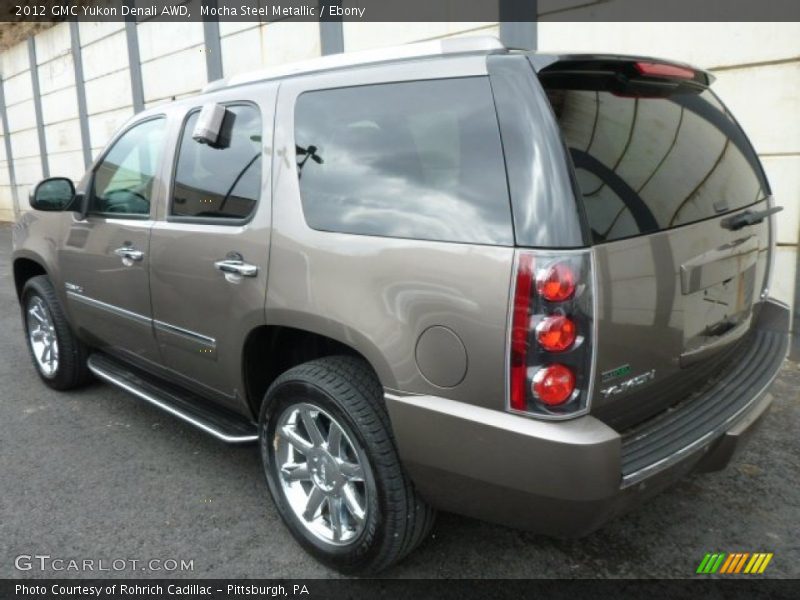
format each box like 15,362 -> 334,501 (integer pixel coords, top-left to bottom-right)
148,98 -> 273,411
59,116 -> 168,365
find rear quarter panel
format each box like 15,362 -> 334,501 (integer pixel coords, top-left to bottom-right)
267,57 -> 515,408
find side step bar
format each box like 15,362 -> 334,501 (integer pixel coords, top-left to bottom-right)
87,354 -> 258,444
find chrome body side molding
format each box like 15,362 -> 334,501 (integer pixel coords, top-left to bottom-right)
66,291 -> 217,348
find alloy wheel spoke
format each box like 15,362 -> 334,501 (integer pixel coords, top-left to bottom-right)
327,422 -> 343,455
40,344 -> 50,364
30,307 -> 46,325
342,483 -> 366,524
302,486 -> 325,521
281,425 -> 313,454
339,460 -> 364,482
328,496 -> 344,541
281,463 -> 310,482
300,407 -> 325,446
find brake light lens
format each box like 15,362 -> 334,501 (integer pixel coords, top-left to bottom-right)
634,61 -> 695,80
536,263 -> 576,302
536,315 -> 577,352
507,251 -> 594,418
532,364 -> 576,406
510,253 -> 535,411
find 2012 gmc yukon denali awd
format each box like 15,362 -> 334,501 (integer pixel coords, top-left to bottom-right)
12,37 -> 790,574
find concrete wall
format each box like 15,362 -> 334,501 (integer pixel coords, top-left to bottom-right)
220,19 -> 321,77
0,19 -> 495,220
1,39 -> 41,222
0,18 -> 797,318
342,22 -> 498,51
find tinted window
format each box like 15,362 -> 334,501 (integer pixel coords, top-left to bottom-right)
294,78 -> 513,245
544,87 -> 769,243
171,105 -> 262,220
91,118 -> 165,216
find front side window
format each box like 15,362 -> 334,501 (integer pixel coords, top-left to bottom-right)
171,105 -> 262,220
294,78 -> 513,245
91,117 -> 166,216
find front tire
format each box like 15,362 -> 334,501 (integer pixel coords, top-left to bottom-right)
259,356 -> 435,574
21,275 -> 91,390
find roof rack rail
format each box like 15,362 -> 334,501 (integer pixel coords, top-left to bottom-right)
203,36 -> 506,93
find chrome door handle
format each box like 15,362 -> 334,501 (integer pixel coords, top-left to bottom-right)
114,246 -> 144,262
214,256 -> 258,278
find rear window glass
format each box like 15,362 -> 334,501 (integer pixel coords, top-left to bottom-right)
294,78 -> 513,245
544,86 -> 769,243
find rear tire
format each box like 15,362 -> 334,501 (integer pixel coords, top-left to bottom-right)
21,275 -> 92,390
259,356 -> 435,574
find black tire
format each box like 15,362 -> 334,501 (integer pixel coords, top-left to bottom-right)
259,356 -> 435,575
21,275 -> 92,390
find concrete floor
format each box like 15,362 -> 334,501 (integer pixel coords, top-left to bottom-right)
1,222 -> 798,579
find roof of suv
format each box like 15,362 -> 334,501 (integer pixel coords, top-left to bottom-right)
202,36 -> 712,95
202,36 -> 507,93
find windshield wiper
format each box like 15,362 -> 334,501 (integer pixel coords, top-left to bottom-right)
721,206 -> 783,231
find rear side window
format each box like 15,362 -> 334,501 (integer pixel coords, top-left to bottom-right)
171,105 -> 262,220
544,86 -> 769,243
294,78 -> 513,245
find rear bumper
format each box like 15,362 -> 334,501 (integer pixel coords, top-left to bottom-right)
384,299 -> 790,536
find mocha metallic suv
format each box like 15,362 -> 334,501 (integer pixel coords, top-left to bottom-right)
12,37 -> 790,574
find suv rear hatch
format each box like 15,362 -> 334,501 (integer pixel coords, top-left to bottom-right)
535,55 -> 775,430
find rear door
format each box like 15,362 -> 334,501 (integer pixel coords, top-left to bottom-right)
148,88 -> 276,412
537,57 -> 773,429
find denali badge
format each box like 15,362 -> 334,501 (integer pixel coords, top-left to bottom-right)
601,363 -> 631,383
600,369 -> 656,398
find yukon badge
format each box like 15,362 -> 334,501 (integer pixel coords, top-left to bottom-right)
600,369 -> 656,398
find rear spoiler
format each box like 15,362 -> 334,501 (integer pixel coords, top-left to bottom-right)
528,53 -> 714,94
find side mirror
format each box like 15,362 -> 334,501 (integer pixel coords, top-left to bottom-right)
192,103 -> 233,148
75,191 -> 89,221
30,177 -> 75,211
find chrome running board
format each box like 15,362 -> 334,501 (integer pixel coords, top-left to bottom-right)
87,354 -> 258,444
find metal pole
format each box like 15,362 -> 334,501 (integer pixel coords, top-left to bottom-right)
0,76 -> 20,219
70,21 -> 93,168
28,37 -> 49,178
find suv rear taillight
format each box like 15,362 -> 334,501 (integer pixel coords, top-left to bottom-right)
508,250 -> 595,419
536,314 -> 577,352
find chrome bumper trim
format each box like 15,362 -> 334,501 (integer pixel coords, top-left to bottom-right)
621,343 -> 786,488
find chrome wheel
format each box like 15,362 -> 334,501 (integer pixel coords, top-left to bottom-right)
275,402 -> 371,545
27,296 -> 59,378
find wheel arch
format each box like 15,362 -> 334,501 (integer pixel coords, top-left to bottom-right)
13,254 -> 50,300
241,321 -> 393,420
